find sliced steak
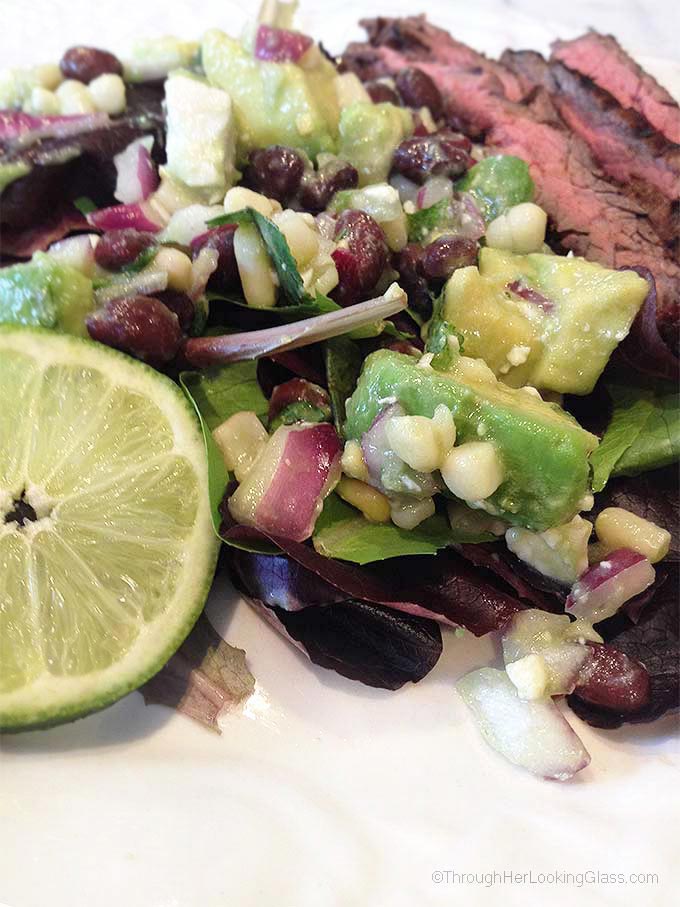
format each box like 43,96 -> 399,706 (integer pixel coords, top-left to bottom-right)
342,27 -> 680,316
502,50 -> 680,250
353,15 -> 524,102
551,31 -> 680,144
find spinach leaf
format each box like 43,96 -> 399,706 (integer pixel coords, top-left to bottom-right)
180,361 -> 268,431
456,155 -> 534,222
180,373 -> 230,535
590,383 -> 680,491
312,494 -> 455,564
324,336 -> 363,432
208,207 -> 322,308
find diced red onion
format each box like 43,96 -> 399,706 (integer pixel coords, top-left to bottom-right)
502,610 -> 590,697
566,549 -> 655,624
389,173 -> 420,207
457,667 -> 590,780
416,176 -> 453,210
228,422 -> 342,542
47,234 -> 96,276
183,283 -> 407,367
94,269 -> 168,305
458,192 -> 486,241
189,247 -> 219,302
113,136 -> 157,205
314,213 -> 336,242
507,280 -> 555,314
361,402 -> 405,488
255,25 -> 313,62
87,201 -> 163,234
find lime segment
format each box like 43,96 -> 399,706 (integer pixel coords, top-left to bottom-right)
0,327 -> 219,730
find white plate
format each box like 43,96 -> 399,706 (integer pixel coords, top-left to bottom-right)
1,3 -> 678,906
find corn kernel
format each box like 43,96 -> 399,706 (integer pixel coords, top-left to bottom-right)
431,404 -> 456,457
25,87 -> 60,115
56,79 -> 96,114
440,441 -> 504,502
385,414 -> 440,473
506,653 -> 549,701
154,247 -> 193,293
224,186 -> 280,218
486,202 -> 547,254
213,411 -> 268,481
273,209 -> 319,268
88,73 -> 126,115
390,496 -> 435,530
32,63 -> 62,90
341,439 -> 369,482
233,224 -> 277,308
337,477 -> 391,523
595,507 -> 671,564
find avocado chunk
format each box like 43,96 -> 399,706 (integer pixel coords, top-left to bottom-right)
201,29 -> 339,159
344,349 -> 598,531
338,102 -> 413,186
456,155 -> 534,222
164,72 -> 237,203
124,36 -> 200,82
0,253 -> 94,337
444,248 -> 649,394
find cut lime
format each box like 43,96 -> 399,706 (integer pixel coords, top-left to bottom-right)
0,327 -> 219,731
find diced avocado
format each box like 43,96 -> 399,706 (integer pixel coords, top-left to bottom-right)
0,253 -> 93,337
201,29 -> 339,159
444,248 -> 649,394
338,102 -> 413,186
456,155 -> 534,222
124,36 -> 200,82
505,515 -> 592,584
164,72 -> 237,203
0,161 -> 31,194
344,349 -> 598,531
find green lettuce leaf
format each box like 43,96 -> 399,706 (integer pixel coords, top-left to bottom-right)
324,336 -> 363,432
590,383 -> 680,491
312,494 -> 454,564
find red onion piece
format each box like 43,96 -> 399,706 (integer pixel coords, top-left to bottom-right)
458,192 -> 486,241
113,137 -> 157,205
255,24 -> 313,62
457,668 -> 590,780
87,201 -> 163,234
228,422 -> 342,542
361,402 -> 405,488
507,279 -> 555,314
415,176 -> 453,210
183,283 -> 407,367
47,234 -> 95,275
566,548 -> 655,623
574,642 -> 651,713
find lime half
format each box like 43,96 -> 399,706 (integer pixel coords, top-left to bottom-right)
0,327 -> 219,731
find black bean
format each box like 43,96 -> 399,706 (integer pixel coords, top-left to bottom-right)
86,296 -> 182,366
242,146 -> 305,204
421,235 -> 478,280
364,80 -> 401,105
391,131 -> 471,184
94,230 -> 156,272
393,243 -> 432,321
59,46 -> 124,84
156,290 -> 194,332
190,224 -> 239,291
331,210 -> 388,306
298,158 -> 358,213
395,68 -> 443,119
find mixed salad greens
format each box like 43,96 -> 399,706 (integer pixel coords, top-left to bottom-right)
0,2 -> 677,780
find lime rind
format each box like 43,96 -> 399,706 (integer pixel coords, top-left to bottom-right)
0,326 -> 219,731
